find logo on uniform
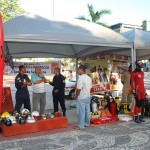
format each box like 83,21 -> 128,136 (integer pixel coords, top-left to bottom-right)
138,74 -> 142,78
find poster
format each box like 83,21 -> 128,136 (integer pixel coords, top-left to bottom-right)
80,54 -> 130,93
80,55 -> 110,93
51,62 -> 60,74
109,55 -> 130,90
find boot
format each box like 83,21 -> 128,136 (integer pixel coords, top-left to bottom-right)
63,111 -> 66,117
127,105 -> 131,111
123,104 -> 130,114
139,115 -> 145,122
134,115 -> 142,123
119,105 -> 123,113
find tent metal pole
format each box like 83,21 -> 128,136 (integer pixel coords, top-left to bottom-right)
134,48 -> 137,63
131,42 -> 134,71
132,42 -> 136,70
76,58 -> 78,81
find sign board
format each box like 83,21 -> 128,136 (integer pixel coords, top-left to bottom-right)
80,54 -> 130,93
4,61 -> 60,76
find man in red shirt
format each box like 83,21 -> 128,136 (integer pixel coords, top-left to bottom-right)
131,61 -> 147,123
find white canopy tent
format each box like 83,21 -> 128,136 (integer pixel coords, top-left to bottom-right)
122,29 -> 150,60
4,14 -> 131,58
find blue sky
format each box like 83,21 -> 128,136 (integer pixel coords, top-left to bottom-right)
20,0 -> 150,26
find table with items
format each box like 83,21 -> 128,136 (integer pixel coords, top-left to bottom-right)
0,110 -> 68,137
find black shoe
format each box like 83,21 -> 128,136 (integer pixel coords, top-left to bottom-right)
139,115 -> 145,122
63,111 -> 66,117
134,116 -> 142,123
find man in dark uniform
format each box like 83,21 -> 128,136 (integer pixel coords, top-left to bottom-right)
49,67 -> 66,116
15,65 -> 32,113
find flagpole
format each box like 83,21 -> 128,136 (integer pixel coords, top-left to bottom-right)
53,0 -> 54,18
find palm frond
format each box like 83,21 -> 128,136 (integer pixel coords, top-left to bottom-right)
97,9 -> 111,19
76,16 -> 90,21
87,4 -> 95,22
97,22 -> 110,28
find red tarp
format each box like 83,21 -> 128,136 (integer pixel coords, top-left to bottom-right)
0,15 -> 4,113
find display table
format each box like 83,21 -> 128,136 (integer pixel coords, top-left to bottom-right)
2,116 -> 68,137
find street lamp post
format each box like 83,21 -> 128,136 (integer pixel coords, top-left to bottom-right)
53,0 -> 54,18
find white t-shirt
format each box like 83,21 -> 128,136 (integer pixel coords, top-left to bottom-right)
31,73 -> 46,93
32,82 -> 46,93
77,74 -> 92,99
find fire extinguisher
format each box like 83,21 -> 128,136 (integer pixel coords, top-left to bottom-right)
110,100 -> 117,116
106,91 -> 117,116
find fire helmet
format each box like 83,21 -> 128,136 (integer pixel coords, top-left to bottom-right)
31,111 -> 39,117
1,112 -> 10,118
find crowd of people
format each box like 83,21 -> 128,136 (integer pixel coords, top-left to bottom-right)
14,61 -> 148,130
14,65 -> 92,129
15,65 -> 66,117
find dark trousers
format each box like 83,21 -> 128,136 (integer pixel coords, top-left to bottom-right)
15,97 -> 31,113
53,92 -> 66,113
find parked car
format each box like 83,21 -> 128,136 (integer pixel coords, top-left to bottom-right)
65,76 -> 76,99
65,75 -> 111,99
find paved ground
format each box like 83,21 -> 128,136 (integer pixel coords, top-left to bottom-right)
0,108 -> 150,150
0,72 -> 149,150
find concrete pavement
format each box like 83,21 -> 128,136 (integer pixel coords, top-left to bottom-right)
0,108 -> 150,150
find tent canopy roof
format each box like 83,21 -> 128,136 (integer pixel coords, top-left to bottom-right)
4,14 -> 131,58
122,29 -> 150,59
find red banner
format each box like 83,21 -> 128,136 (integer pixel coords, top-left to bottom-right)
0,15 -> 4,113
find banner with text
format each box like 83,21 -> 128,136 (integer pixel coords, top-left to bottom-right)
4,62 -> 60,76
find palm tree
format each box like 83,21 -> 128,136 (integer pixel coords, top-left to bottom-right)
77,4 -> 111,27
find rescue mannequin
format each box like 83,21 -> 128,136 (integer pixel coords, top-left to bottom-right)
131,61 -> 147,123
120,65 -> 132,113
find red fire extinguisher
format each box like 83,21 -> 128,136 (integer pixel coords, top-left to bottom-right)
110,100 -> 117,116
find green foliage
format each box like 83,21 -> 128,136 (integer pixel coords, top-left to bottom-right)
16,58 -> 55,62
0,0 -> 24,22
77,16 -> 90,22
77,4 -> 111,27
61,58 -> 76,66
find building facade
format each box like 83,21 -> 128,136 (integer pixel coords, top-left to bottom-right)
110,23 -> 143,33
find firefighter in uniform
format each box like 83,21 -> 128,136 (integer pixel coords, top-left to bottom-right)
15,65 -> 32,113
131,61 -> 147,123
49,67 -> 66,116
120,65 -> 132,112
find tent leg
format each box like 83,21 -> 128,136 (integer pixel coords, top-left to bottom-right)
134,48 -> 136,62
131,46 -> 134,71
131,42 -> 136,71
76,58 -> 78,80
